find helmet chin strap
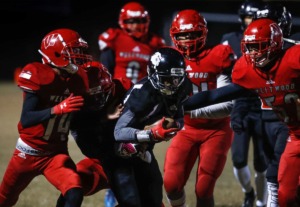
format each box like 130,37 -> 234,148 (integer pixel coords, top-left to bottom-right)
55,64 -> 79,79
63,64 -> 78,74
160,88 -> 174,96
256,57 -> 269,68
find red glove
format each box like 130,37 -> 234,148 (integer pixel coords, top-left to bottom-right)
52,93 -> 84,115
150,117 -> 180,142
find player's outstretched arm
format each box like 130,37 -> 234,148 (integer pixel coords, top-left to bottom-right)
183,83 -> 248,111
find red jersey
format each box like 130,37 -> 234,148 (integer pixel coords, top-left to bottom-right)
98,28 -> 165,83
184,44 -> 235,127
232,45 -> 300,136
17,62 -> 89,152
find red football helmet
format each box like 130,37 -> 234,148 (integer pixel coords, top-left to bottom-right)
241,18 -> 283,68
38,28 -> 92,74
83,61 -> 115,110
118,2 -> 150,39
97,65 -> 115,109
170,9 -> 208,57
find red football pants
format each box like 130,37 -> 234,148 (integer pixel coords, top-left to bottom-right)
0,149 -> 81,207
164,123 -> 233,198
278,135 -> 300,207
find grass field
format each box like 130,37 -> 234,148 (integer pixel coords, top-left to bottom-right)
0,81 -> 255,207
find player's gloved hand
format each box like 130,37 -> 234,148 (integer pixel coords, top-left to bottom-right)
231,122 -> 244,134
150,117 -> 180,142
52,93 -> 84,115
116,143 -> 152,163
116,143 -> 138,157
230,117 -> 245,134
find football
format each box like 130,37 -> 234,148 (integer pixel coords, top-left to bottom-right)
144,117 -> 177,130
162,117 -> 177,129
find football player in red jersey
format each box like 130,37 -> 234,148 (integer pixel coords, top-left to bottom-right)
184,18 -> 300,207
0,28 -> 90,207
220,1 -> 269,207
163,9 -> 235,207
98,1 -> 166,85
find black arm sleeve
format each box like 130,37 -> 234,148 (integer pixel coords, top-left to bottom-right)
20,92 -> 52,128
183,83 -> 249,111
100,48 -> 116,76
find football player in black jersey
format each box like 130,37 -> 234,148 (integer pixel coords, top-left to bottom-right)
113,47 -> 192,207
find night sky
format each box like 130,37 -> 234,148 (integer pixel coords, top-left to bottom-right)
1,0 -> 299,80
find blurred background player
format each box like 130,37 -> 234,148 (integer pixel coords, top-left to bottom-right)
254,2 -> 300,49
113,47 -> 192,207
163,9 -> 235,207
0,28 -> 90,207
220,1 -> 269,207
98,1 -> 166,85
98,2 -> 165,205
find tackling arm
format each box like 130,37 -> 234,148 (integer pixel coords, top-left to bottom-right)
183,83 -> 248,111
187,74 -> 233,119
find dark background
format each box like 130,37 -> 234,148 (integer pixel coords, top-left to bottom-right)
1,0 -> 300,81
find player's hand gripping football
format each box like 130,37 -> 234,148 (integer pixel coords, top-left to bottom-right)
150,117 -> 180,142
52,93 -> 84,115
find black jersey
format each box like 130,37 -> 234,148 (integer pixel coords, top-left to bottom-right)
114,77 -> 192,143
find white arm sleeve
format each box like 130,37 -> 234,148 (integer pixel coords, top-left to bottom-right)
188,74 -> 233,119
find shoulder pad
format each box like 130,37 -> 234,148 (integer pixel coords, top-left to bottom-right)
212,44 -> 236,69
18,62 -> 55,92
98,28 -> 122,51
126,80 -> 158,113
285,45 -> 300,69
231,57 -> 249,84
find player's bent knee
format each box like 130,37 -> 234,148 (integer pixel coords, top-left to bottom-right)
164,174 -> 183,194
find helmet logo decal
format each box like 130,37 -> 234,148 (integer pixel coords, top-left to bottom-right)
245,6 -> 259,13
171,68 -> 185,76
150,52 -> 163,69
256,9 -> 269,18
179,23 -> 193,30
244,35 -> 255,41
126,10 -> 142,17
43,33 -> 60,49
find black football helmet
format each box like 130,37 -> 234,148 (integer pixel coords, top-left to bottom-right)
238,0 -> 263,30
147,47 -> 186,96
254,3 -> 292,37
